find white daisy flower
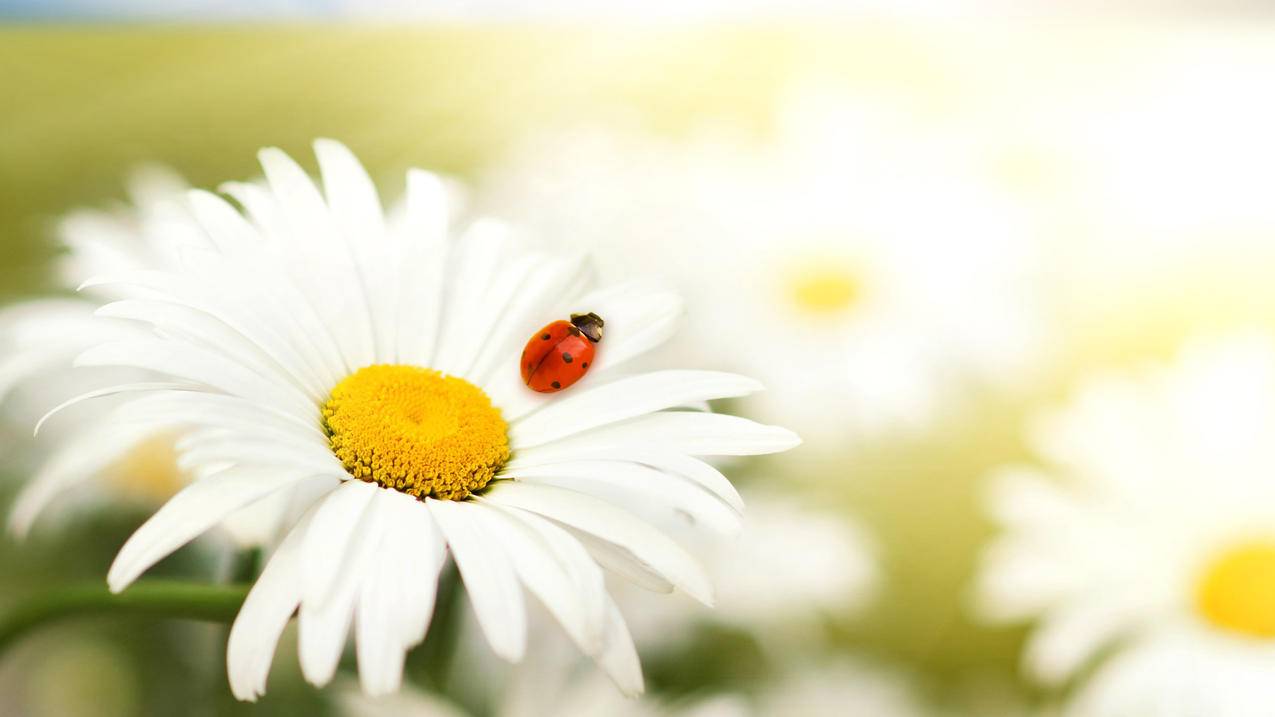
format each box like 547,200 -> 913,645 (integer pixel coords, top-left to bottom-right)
0,168 -> 203,536
48,140 -> 798,700
478,86 -> 1046,444
975,332 -> 1275,713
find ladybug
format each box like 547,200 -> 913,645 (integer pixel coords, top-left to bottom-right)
520,312 -> 604,393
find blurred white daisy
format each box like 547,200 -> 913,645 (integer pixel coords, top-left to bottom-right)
479,86 -> 1046,444
0,169 -> 201,536
51,141 -> 798,700
0,168 -> 317,548
975,332 -> 1275,713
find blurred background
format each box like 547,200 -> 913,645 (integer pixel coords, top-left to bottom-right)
5,4 -> 1275,717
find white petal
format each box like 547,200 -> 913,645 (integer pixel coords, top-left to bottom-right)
527,411 -> 801,457
356,550 -> 407,695
185,188 -> 260,256
509,371 -> 762,448
108,468 -> 329,592
33,382 -> 197,437
176,434 -> 340,476
471,502 -> 608,653
96,298 -> 327,402
394,169 -> 452,366
382,493 -> 448,646
1027,597 -> 1140,685
504,448 -> 743,512
84,267 -> 344,391
218,478 -> 335,549
226,509 -> 314,702
301,480 -> 378,608
9,422 -> 165,538
427,497 -> 527,661
315,138 -> 386,240
298,483 -> 385,687
573,281 -> 683,375
595,598 -> 643,697
468,253 -> 589,386
986,466 -> 1080,529
573,531 -> 673,594
315,138 -> 396,362
118,390 -> 323,440
430,220 -> 510,376
258,146 -> 375,369
448,253 -> 540,380
219,180 -> 286,240
76,338 -> 316,421
484,481 -> 712,605
354,490 -> 446,696
505,460 -> 741,536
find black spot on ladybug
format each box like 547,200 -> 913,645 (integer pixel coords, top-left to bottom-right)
551,381 -> 561,389
562,352 -> 573,363
581,362 -> 589,369
541,333 -> 550,340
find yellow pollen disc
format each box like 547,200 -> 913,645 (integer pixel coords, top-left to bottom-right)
321,365 -> 509,501
1196,540 -> 1275,638
787,264 -> 863,315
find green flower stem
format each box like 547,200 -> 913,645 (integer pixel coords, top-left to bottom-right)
0,580 -> 250,653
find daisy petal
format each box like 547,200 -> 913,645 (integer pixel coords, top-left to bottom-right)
572,531 -> 674,594
427,497 -> 527,662
596,597 -> 643,697
185,189 -> 260,256
10,422 -> 164,538
315,139 -> 396,362
471,501 -> 608,653
509,370 -> 763,448
468,253 -> 590,386
226,509 -> 313,702
258,146 -> 376,369
33,381 -> 196,437
504,448 -> 743,512
108,468 -> 327,592
301,479 -> 378,608
484,481 -> 713,605
394,169 -> 452,366
381,492 -> 447,647
431,220 -> 511,376
76,338 -> 315,420
536,411 -> 801,457
573,281 -> 683,375
505,460 -> 742,535
299,483 -> 385,687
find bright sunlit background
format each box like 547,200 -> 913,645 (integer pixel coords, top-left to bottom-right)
5,4 -> 1275,717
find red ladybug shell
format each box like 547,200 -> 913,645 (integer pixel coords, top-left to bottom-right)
521,316 -> 600,393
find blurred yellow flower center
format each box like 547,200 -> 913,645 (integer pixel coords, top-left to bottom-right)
107,434 -> 183,502
787,266 -> 862,315
1196,541 -> 1275,638
321,365 -> 509,501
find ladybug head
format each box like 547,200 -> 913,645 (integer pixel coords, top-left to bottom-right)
569,312 -> 605,343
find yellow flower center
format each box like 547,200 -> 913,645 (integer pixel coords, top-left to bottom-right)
786,264 -> 863,315
106,433 -> 183,502
321,365 -> 509,501
1196,540 -> 1275,638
